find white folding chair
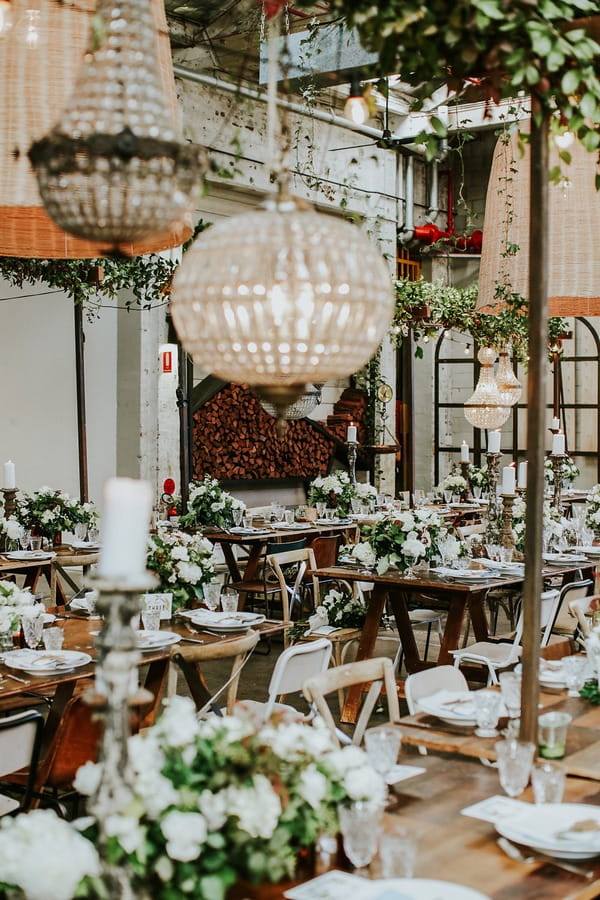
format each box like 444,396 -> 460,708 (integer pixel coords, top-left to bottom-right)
0,709 -> 44,815
451,589 -> 560,685
405,665 -> 469,755
550,579 -> 593,637
236,637 -> 333,722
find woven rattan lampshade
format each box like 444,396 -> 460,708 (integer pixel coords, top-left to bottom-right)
0,0 -> 193,257
477,125 -> 600,317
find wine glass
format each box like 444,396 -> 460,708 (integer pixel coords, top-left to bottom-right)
338,801 -> 383,871
21,607 -> 44,649
495,738 -> 535,797
74,522 -> 88,542
403,548 -> 419,579
232,506 -> 244,527
19,529 -> 31,551
203,582 -> 221,612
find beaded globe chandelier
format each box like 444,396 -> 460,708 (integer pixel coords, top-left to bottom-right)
464,347 -> 511,430
170,6 -> 394,427
259,383 -> 323,421
28,0 -> 205,250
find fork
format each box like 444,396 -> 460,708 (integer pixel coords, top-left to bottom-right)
497,837 -> 595,878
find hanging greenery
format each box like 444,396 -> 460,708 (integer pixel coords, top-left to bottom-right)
312,0 -> 600,162
391,278 -> 569,361
0,221 -> 211,316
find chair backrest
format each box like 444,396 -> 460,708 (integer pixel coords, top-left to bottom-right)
405,665 -> 468,715
308,534 -> 342,569
302,657 -> 401,746
0,709 -> 44,813
265,537 -> 307,556
36,696 -> 103,793
267,547 -> 318,622
456,523 -> 486,539
171,629 -> 260,714
265,637 -> 332,719
568,594 -> 600,639
540,588 -> 562,646
552,579 -> 593,635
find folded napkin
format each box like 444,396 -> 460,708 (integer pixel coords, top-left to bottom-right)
191,611 -> 244,627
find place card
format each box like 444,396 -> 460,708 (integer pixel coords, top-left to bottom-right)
460,794 -> 530,824
386,764 -> 426,785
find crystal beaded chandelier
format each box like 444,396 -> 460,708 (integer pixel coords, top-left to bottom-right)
170,5 -> 394,427
464,347 -> 511,430
29,0 -> 205,250
496,348 -> 522,406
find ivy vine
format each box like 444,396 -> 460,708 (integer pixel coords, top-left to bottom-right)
391,277 -> 569,362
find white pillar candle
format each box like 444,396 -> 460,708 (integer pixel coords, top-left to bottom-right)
3,460 -> 15,489
502,465 -> 516,495
98,477 -> 153,581
552,431 -> 565,455
551,416 -> 560,431
347,424 -> 357,443
487,431 -> 501,454
517,461 -> 528,489
460,441 -> 469,462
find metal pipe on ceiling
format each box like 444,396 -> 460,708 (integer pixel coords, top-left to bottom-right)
173,63 -> 424,156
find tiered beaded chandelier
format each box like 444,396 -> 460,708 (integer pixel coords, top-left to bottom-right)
464,347 -> 511,430
496,349 -> 522,406
170,5 -> 394,427
29,0 -> 204,249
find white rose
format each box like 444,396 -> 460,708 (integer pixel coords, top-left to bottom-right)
224,774 -> 281,838
343,765 -> 387,804
298,764 -> 328,809
171,546 -> 189,561
73,761 -> 102,796
154,695 -> 200,748
198,789 -> 228,830
161,810 -> 207,862
104,814 -> 145,855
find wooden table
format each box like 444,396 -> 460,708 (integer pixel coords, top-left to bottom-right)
397,690 -> 600,781
313,563 -> 593,724
209,521 -> 358,606
383,751 -> 600,898
0,550 -> 99,605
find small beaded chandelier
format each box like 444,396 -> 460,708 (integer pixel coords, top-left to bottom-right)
29,0 -> 205,251
496,349 -> 522,406
464,347 -> 511,430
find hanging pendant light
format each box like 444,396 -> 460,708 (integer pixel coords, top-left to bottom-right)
496,348 -> 522,406
170,7 -> 394,429
464,347 -> 511,430
28,0 -> 205,251
259,383 -> 323,421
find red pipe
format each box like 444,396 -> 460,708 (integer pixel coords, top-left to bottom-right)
411,169 -> 482,252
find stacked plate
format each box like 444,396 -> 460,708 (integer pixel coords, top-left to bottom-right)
1,550 -> 56,561
180,610 -> 265,632
3,649 -> 92,673
417,689 -> 478,727
497,803 -> 600,860
543,552 -> 588,566
135,631 -> 181,651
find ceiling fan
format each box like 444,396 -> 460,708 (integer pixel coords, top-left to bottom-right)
330,79 -> 413,152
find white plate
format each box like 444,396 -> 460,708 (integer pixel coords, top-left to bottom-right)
180,610 -> 265,632
577,546 -> 600,557
446,570 -> 496,582
135,631 -> 181,650
543,553 -> 588,564
418,689 -> 477,726
229,527 -> 271,536
497,803 -> 600,860
70,540 -> 101,551
3,649 -> 92,673
1,550 -> 56,561
271,522 -> 306,530
367,880 -> 490,899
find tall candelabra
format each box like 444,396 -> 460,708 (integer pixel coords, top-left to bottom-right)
500,492 -> 517,550
87,573 -> 157,897
550,452 -> 565,511
0,487 -> 18,552
485,451 -> 501,541
347,439 -> 358,486
460,461 -> 473,501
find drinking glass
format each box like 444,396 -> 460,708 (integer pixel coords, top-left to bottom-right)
531,762 -> 566,804
495,738 -> 535,797
221,587 -> 239,614
538,711 -> 571,759
562,655 -> 588,697
498,546 -> 513,564
338,801 -> 383,870
85,590 -> 100,618
364,725 -> 402,778
485,544 -> 501,562
315,502 -> 326,518
74,522 -> 88,541
472,486 -> 482,499
141,597 -> 163,631
324,507 -> 336,521
43,626 -> 64,651
350,498 -> 361,514
359,502 -> 370,516
473,689 -> 502,737
19,529 -> 31,551
284,509 -> 295,525
232,506 -> 244,526
403,548 -> 418,579
443,490 -> 452,504
499,671 -> 522,720
30,536 -> 43,551
377,821 -> 418,879
203,582 -> 221,611
21,609 -> 44,649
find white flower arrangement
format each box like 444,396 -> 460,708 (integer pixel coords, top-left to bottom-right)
354,481 -> 377,500
511,498 -> 568,553
358,509 -> 444,574
146,528 -> 218,612
544,454 -> 579,486
439,471 -> 467,493
181,475 -> 245,529
308,471 -> 355,515
15,487 -> 98,540
586,484 -> 600,530
0,579 -> 35,635
0,698 -> 388,899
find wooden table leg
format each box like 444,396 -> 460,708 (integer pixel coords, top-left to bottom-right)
340,585 -> 388,724
436,591 -> 470,665
232,544 -> 264,611
387,588 -> 425,674
467,590 -> 491,642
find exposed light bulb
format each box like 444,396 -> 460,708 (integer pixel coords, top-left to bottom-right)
464,343 -> 471,355
557,175 -> 572,201
0,0 -> 13,36
18,8 -> 44,48
423,335 -> 430,343
554,130 -> 574,150
343,94 -> 369,125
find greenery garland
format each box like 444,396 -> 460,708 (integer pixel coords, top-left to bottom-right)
391,277 -> 569,362
315,0 -> 600,161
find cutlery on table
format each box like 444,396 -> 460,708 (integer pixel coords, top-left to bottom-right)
497,837 -> 595,878
3,672 -> 31,685
180,636 -> 205,644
